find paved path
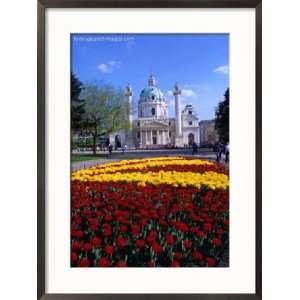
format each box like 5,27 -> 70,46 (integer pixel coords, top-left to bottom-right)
72,158 -> 119,171
72,148 -> 218,171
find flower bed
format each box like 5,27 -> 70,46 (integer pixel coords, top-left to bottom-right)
71,157 -> 229,267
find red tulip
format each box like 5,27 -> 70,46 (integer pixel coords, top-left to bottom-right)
192,251 -> 204,262
116,236 -> 127,247
78,258 -> 90,267
206,257 -> 217,267
97,257 -> 111,267
203,223 -> 212,232
83,242 -> 92,252
174,252 -> 183,260
147,261 -> 155,267
71,252 -> 77,264
183,239 -> 192,249
91,236 -> 101,247
136,239 -> 146,248
131,224 -> 141,236
116,260 -> 127,267
196,231 -> 205,239
212,238 -> 222,247
172,260 -> 181,267
166,234 -> 175,246
104,245 -> 114,254
152,242 -> 163,253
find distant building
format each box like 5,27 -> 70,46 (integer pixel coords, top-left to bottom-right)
110,74 -> 200,148
199,120 -> 219,146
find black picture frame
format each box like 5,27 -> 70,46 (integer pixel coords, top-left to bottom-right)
37,0 -> 262,299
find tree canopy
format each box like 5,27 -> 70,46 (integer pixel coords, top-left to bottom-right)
215,88 -> 229,143
80,81 -> 130,153
71,72 -> 85,131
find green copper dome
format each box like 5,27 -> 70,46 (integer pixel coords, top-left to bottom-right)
139,75 -> 166,102
139,86 -> 166,102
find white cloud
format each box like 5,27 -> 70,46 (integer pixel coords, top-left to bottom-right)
214,65 -> 229,75
181,89 -> 195,97
97,63 -> 110,73
97,60 -> 122,73
108,60 -> 121,67
167,89 -> 195,97
184,83 -> 211,91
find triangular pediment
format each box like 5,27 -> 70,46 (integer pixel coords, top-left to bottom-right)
149,120 -> 169,127
138,119 -> 170,128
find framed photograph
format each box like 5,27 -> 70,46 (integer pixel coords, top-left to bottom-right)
38,0 -> 262,299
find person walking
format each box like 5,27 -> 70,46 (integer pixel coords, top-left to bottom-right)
122,144 -> 127,154
216,142 -> 222,163
108,143 -> 113,154
225,142 -> 230,164
192,142 -> 198,155
214,142 -> 218,161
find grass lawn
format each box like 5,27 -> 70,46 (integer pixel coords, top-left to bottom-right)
71,154 -> 108,163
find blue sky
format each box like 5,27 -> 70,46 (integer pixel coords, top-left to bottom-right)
71,34 -> 229,120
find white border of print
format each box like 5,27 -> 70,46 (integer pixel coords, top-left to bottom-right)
45,8 -> 255,294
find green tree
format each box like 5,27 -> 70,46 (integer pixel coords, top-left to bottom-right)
215,88 -> 229,143
81,81 -> 130,154
71,72 -> 85,131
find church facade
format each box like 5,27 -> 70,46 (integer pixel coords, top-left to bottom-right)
109,75 -> 200,148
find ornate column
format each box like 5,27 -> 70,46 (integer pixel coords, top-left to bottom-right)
125,84 -> 133,131
173,83 -> 182,137
147,131 -> 151,145
125,84 -> 134,146
163,131 -> 166,145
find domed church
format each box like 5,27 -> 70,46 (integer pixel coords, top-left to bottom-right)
110,74 -> 200,148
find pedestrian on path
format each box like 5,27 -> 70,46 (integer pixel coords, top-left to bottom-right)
225,142 -> 230,164
192,142 -> 198,155
122,144 -> 127,154
108,143 -> 113,154
215,142 -> 223,163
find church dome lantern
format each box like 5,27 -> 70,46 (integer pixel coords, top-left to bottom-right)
148,74 -> 156,86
